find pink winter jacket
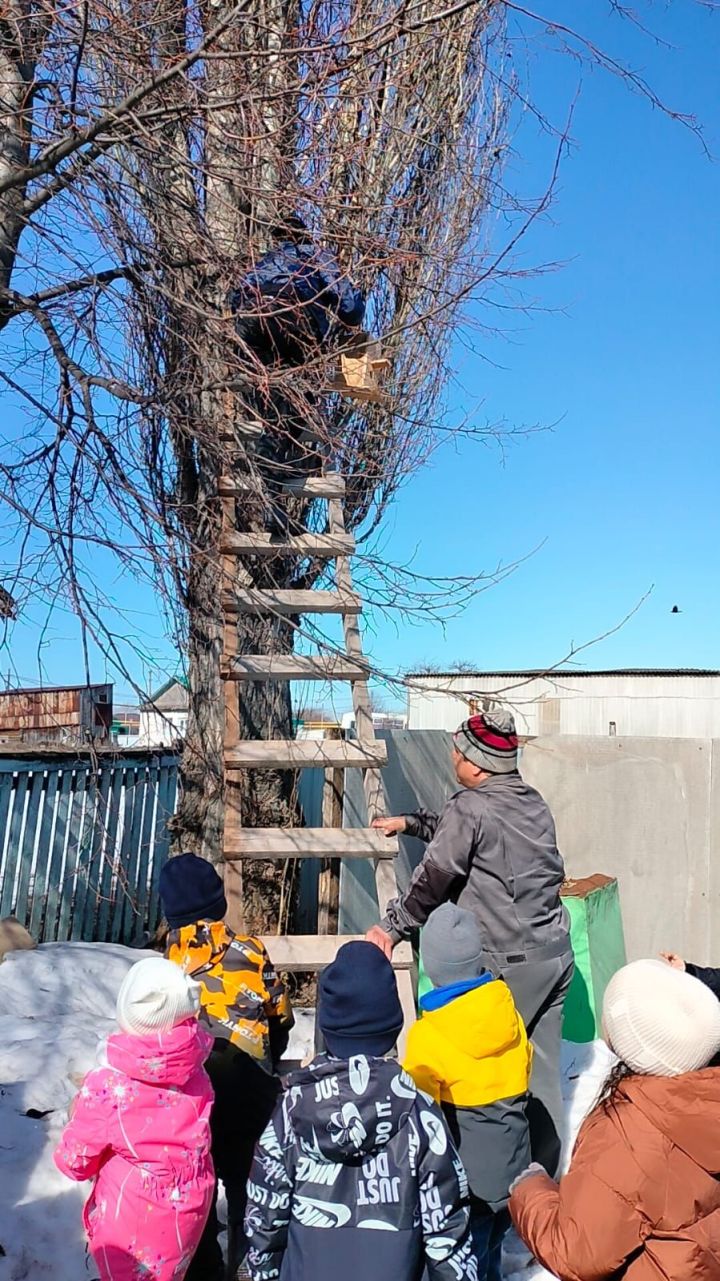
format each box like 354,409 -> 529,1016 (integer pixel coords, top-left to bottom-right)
54,1019 -> 215,1281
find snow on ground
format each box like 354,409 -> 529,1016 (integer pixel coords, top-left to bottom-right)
0,944 -> 154,1281
0,942 -> 614,1281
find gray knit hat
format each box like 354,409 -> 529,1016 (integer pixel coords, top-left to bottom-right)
453,710 -> 518,774
421,903 -> 486,989
603,960 -> 720,1077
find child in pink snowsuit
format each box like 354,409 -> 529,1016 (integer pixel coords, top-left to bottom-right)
55,957 -> 215,1281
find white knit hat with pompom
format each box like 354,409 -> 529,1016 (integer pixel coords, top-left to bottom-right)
116,957 -> 200,1036
603,959 -> 720,1077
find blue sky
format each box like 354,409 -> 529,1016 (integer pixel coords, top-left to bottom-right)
2,1 -> 718,709
366,0 -> 720,694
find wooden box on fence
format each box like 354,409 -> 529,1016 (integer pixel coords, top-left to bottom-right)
328,332 -> 390,404
561,873 -> 627,1043
416,871 -> 626,1045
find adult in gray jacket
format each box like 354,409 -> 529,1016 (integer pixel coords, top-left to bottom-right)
366,710 -> 574,1176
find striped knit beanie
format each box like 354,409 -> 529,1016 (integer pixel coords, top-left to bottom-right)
453,710 -> 518,774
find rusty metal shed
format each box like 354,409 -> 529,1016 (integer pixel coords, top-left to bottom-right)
0,684 -> 113,744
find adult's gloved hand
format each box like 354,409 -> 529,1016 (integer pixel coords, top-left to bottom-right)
509,1163 -> 547,1195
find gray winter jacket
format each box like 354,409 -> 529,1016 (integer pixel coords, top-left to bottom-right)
381,771 -> 570,964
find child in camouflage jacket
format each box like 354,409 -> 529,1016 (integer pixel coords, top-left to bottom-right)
160,853 -> 294,1281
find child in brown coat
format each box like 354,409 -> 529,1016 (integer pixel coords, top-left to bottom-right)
510,959 -> 720,1281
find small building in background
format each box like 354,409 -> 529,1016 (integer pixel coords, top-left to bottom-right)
294,708 -> 408,740
0,683 -> 113,744
136,677 -> 188,746
406,669 -> 720,740
111,703 -> 141,746
341,710 -> 407,732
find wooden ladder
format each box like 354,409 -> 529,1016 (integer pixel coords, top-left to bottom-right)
219,465 -> 415,1038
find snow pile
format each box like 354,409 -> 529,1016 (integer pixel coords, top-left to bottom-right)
0,941 -> 613,1281
0,943 -> 151,1280
0,941 -> 315,1280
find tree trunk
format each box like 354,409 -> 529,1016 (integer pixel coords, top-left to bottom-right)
0,2 -> 51,329
174,461 -> 225,860
230,362 -> 330,915
174,380 -> 309,924
169,0 -> 306,907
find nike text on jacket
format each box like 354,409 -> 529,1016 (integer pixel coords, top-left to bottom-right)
244,1053 -> 478,1281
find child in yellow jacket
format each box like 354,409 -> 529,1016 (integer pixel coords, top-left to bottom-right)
404,902 -> 532,1281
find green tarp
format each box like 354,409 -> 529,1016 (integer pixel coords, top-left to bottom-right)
417,874 -> 626,1044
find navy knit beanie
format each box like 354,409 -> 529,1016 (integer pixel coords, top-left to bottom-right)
319,941 -> 403,1058
159,853 -> 227,929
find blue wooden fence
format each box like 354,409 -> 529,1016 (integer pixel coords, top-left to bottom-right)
0,751 -> 179,944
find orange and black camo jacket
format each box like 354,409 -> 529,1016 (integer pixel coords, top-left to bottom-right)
166,920 -> 293,1073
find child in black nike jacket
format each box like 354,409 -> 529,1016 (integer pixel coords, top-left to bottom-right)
245,942 -> 477,1281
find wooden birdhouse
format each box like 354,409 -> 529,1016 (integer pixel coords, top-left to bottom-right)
329,332 -> 390,403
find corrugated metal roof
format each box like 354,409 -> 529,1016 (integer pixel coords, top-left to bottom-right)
0,683 -> 111,695
407,668 -> 720,680
144,675 -> 189,704
141,677 -> 189,711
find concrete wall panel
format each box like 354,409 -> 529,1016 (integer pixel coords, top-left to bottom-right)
510,736 -> 713,962
337,731 -> 720,965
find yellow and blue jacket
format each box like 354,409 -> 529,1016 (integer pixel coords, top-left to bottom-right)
404,974 -> 532,1209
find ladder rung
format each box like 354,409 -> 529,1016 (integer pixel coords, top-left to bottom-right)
223,655 -> 369,682
283,475 -> 345,498
220,475 -> 255,496
225,739 -> 387,769
223,589 -> 361,616
260,934 -> 413,972
219,474 -> 345,499
219,423 -> 265,441
221,531 -> 354,558
224,827 -> 398,859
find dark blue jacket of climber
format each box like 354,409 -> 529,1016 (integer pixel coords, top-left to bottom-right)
229,215 -> 365,367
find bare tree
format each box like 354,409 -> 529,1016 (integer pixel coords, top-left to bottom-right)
0,0 -> 708,925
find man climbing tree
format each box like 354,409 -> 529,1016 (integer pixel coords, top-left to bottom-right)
229,214 -> 365,369
227,212 -> 366,538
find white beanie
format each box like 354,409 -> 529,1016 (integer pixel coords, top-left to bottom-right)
116,957 -> 200,1036
603,959 -> 720,1077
